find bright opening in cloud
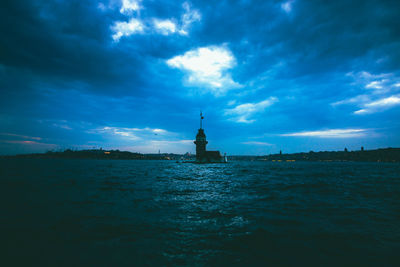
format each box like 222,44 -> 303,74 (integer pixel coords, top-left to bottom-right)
167,45 -> 241,95
111,18 -> 145,41
224,97 -> 278,123
281,129 -> 367,138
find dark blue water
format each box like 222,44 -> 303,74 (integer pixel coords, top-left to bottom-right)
1,159 -> 399,266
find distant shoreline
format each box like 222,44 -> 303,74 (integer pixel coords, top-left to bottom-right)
1,147 -> 399,162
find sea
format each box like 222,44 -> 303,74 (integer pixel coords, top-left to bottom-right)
1,159 -> 399,266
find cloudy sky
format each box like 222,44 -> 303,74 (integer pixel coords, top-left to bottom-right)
1,0 -> 400,155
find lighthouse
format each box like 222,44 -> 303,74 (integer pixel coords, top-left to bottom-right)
194,112 -> 208,161
194,128 -> 208,161
193,112 -> 226,163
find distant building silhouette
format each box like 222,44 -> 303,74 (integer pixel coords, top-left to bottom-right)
194,112 -> 226,163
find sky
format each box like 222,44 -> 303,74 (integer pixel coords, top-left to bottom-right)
1,0 -> 400,155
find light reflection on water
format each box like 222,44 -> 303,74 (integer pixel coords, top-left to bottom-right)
1,159 -> 400,266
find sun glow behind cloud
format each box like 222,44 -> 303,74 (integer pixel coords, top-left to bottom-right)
167,45 -> 241,95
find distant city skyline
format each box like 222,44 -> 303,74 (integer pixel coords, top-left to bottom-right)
1,0 -> 400,155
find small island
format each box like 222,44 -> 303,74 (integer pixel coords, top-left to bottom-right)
194,112 -> 227,163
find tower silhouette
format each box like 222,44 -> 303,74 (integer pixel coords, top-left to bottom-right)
194,111 -> 208,161
193,111 -> 225,163
194,128 -> 208,161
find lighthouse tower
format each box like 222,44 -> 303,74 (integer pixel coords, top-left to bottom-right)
193,112 -> 225,163
194,112 -> 208,161
194,128 -> 208,161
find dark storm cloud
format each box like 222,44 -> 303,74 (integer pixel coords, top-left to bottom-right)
1,1 -> 111,81
2,0 -> 399,88
191,0 -> 400,80
0,0 -> 178,96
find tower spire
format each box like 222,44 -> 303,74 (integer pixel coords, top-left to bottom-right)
200,111 -> 204,129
